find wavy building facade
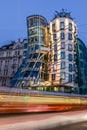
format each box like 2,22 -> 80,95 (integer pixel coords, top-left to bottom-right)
0,9 -> 86,94
10,15 -> 50,88
48,10 -> 78,92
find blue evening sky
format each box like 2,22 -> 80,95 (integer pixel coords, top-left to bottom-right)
0,0 -> 87,46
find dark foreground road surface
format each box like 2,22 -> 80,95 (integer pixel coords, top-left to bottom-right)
0,110 -> 87,130
42,121 -> 87,130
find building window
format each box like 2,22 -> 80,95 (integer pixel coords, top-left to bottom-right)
2,79 -> 6,86
54,44 -> 57,52
60,32 -> 65,39
13,59 -> 17,64
52,23 -> 56,31
5,60 -> 9,66
53,33 -> 57,41
61,62 -> 65,69
69,64 -> 73,72
24,43 -> 28,49
73,64 -> 76,71
68,33 -> 72,40
60,72 -> 65,79
7,52 -> 10,57
4,69 -> 8,75
61,42 -> 65,49
60,22 -> 65,30
23,51 -> 27,56
53,64 -> 57,71
69,23 -> 72,31
61,52 -> 65,59
35,45 -> 39,50
68,44 -> 72,51
0,53 -> 3,57
18,51 -> 20,55
15,51 -> 20,56
15,51 -> 17,56
68,74 -> 72,82
54,54 -> 57,62
52,74 -> 56,80
68,54 -> 73,61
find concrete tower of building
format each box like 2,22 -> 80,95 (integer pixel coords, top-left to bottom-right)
48,9 -> 78,92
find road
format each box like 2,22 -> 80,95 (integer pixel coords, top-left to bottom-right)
45,121 -> 87,130
0,110 -> 87,130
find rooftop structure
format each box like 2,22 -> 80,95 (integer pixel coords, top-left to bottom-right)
53,9 -> 73,20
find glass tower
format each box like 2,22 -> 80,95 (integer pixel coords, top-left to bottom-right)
10,15 -> 49,88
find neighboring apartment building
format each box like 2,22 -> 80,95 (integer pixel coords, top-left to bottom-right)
77,38 -> 87,94
0,39 -> 28,86
48,9 -> 78,92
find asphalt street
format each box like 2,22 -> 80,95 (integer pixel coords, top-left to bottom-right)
43,121 -> 87,130
0,110 -> 87,130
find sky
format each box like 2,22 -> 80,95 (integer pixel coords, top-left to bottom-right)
0,0 -> 87,46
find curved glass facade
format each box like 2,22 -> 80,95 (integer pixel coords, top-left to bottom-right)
27,15 -> 47,45
11,15 -> 49,88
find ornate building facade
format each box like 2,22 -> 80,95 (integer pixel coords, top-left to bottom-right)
0,39 -> 28,86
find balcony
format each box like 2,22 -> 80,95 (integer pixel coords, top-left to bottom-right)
36,46 -> 50,54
